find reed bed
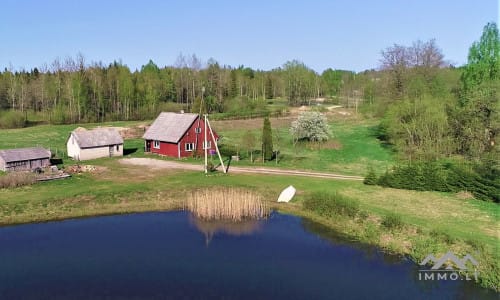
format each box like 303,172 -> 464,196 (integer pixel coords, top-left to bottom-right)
0,172 -> 36,189
185,188 -> 268,221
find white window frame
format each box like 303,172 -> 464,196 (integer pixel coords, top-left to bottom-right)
153,140 -> 160,149
195,127 -> 202,134
185,143 -> 195,152
202,141 -> 211,149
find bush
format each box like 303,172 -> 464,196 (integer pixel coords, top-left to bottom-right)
430,228 -> 456,244
304,191 -> 360,218
217,137 -> 238,156
363,167 -> 378,185
376,160 -> 499,202
0,110 -> 26,129
381,213 -> 405,230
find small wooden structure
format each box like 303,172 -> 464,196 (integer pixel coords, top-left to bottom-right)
143,112 -> 219,159
0,147 -> 51,172
67,128 -> 123,161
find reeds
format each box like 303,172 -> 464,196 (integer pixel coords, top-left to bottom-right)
185,188 -> 268,221
0,172 -> 36,189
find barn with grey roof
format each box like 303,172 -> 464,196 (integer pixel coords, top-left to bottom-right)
67,128 -> 124,161
0,147 -> 51,172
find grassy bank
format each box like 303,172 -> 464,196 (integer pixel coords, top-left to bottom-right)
0,158 -> 497,290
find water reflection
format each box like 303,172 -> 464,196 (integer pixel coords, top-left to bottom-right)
189,214 -> 263,245
301,217 -> 405,264
301,217 -> 498,299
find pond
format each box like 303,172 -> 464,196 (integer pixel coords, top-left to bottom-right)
0,211 -> 496,299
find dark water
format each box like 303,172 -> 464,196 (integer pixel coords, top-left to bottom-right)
0,211 -> 496,300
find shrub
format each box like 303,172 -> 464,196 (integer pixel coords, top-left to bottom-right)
376,161 -> 499,202
217,137 -> 238,156
304,191 -> 360,218
0,110 -> 26,129
206,161 -> 216,172
363,167 -> 378,185
381,212 -> 405,230
430,228 -> 456,244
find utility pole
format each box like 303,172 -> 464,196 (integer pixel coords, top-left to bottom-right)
206,117 -> 226,174
204,114 -> 208,174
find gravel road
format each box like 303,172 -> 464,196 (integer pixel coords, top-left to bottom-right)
119,158 -> 364,181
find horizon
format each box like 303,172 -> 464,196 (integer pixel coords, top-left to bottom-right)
1,0 -> 498,73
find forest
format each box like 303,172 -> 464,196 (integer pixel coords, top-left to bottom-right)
0,22 -> 498,200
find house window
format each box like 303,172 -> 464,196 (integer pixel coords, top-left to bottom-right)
153,140 -> 160,149
202,141 -> 211,149
116,144 -> 120,151
185,143 -> 195,152
195,127 -> 202,134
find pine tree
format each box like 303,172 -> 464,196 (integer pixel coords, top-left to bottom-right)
262,117 -> 273,161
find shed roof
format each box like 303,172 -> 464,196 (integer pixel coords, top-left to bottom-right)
143,112 -> 199,143
71,128 -> 124,148
0,147 -> 51,163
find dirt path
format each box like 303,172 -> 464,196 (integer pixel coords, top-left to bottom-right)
119,158 -> 364,181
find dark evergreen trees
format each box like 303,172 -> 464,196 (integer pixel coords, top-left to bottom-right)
262,116 -> 273,161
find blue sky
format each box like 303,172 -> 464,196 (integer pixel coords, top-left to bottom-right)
1,0 -> 498,72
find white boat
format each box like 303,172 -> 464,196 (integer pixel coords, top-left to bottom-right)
277,185 -> 296,203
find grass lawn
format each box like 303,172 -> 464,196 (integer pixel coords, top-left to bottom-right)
212,115 -> 394,176
0,120 -> 146,157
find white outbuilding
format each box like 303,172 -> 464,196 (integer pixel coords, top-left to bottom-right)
67,128 -> 123,161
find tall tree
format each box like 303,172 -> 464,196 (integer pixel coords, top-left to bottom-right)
452,22 -> 499,158
380,39 -> 445,99
262,117 -> 273,161
241,130 -> 257,162
461,22 -> 500,92
283,60 -> 316,106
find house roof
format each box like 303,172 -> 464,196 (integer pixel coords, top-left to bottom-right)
0,147 -> 51,163
71,128 -> 124,148
143,112 -> 199,143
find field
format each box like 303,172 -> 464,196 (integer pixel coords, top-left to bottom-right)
0,111 -> 498,290
0,120 -> 147,158
0,109 -> 393,176
211,109 -> 394,176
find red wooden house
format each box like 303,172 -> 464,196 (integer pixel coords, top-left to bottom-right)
143,112 -> 219,158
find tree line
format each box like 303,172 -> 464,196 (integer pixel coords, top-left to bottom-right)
0,54 -> 361,125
